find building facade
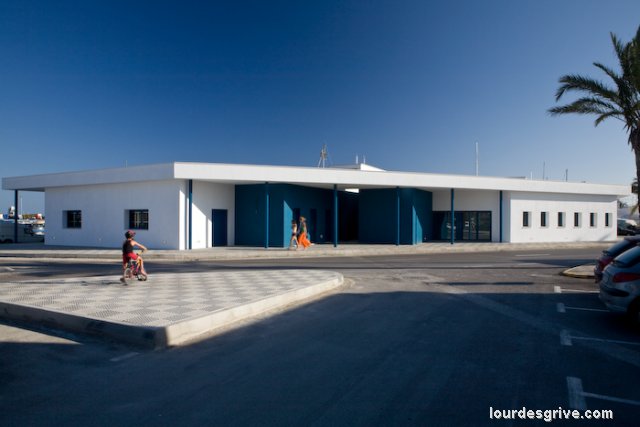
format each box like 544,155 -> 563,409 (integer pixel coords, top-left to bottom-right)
2,162 -> 628,249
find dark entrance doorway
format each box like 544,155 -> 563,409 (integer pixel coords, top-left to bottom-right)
212,209 -> 228,246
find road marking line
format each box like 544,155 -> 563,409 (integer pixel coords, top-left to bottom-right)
567,377 -> 587,410
554,286 -> 562,294
581,392 -> 640,406
557,302 -> 566,313
570,336 -> 640,346
563,305 -> 608,313
110,352 -> 139,362
561,329 -> 640,347
568,376 -> 640,408
560,288 -> 599,294
515,254 -> 550,257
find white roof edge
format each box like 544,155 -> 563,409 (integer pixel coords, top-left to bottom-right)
2,161 -> 630,197
2,163 -> 176,191
172,162 -> 629,196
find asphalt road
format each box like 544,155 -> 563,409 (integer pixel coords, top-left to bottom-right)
1,249 -> 639,426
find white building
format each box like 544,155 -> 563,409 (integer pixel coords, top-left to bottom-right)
2,162 -> 629,249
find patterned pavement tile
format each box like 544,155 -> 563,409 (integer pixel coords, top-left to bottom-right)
0,270 -> 342,329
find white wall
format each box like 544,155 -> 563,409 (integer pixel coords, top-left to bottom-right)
190,181 -> 235,248
41,177 -> 619,249
45,180 -> 182,249
507,192 -> 618,242
433,189 -> 502,242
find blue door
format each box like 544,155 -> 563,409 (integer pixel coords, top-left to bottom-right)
212,209 -> 228,247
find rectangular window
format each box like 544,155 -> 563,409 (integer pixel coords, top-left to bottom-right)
574,212 -> 581,228
558,212 -> 565,228
64,210 -> 82,228
590,212 -> 597,227
128,209 -> 149,230
605,213 -> 612,227
523,211 -> 530,228
540,212 -> 548,228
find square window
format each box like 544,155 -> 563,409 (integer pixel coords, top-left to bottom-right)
558,212 -> 565,228
64,210 -> 82,229
523,211 -> 530,228
541,212 -> 548,228
127,209 -> 149,230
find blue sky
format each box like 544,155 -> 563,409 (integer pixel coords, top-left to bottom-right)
1,1 -> 639,213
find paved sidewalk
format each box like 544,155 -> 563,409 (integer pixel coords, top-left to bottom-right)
0,240 -> 615,261
0,269 -> 343,348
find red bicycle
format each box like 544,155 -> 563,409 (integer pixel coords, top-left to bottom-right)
123,250 -> 148,284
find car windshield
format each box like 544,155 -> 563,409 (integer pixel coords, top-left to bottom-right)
613,245 -> 640,267
605,239 -> 637,256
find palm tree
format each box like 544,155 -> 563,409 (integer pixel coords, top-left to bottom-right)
549,25 -> 640,213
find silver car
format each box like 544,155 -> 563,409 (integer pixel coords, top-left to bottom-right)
599,245 -> 640,323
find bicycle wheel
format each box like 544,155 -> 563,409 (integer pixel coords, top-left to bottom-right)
123,267 -> 132,284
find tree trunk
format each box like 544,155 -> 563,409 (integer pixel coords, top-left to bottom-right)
632,128 -> 640,219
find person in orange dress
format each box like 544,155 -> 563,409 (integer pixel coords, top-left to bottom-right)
297,216 -> 311,249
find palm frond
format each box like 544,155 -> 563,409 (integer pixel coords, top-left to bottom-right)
551,26 -> 640,144
593,62 -> 634,105
611,32 -> 629,67
593,61 -> 622,82
631,27 -> 640,89
595,111 -> 624,126
554,74 -> 617,101
549,96 -> 620,118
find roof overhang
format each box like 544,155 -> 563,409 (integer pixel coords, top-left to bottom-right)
2,161 -> 630,197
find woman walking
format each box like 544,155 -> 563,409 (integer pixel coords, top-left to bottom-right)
297,216 -> 311,249
289,219 -> 298,249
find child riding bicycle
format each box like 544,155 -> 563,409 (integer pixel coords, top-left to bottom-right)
121,230 -> 148,282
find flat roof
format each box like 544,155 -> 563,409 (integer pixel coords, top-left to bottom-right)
2,162 -> 630,197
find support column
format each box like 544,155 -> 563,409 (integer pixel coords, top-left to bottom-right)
333,184 -> 338,248
450,188 -> 455,245
188,180 -> 193,250
14,190 -> 18,244
396,187 -> 400,246
264,182 -> 270,249
499,190 -> 503,243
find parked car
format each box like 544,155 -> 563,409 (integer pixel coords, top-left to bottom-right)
0,220 -> 44,243
594,236 -> 640,283
599,245 -> 640,323
617,219 -> 638,236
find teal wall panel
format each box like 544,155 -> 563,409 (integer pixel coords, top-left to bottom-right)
236,183 -> 336,247
359,188 -> 432,244
235,184 -> 272,246
359,189 -> 398,243
237,184 -> 432,246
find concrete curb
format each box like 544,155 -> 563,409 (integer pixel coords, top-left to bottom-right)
164,274 -> 345,347
0,302 -> 161,347
0,241 -> 616,262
